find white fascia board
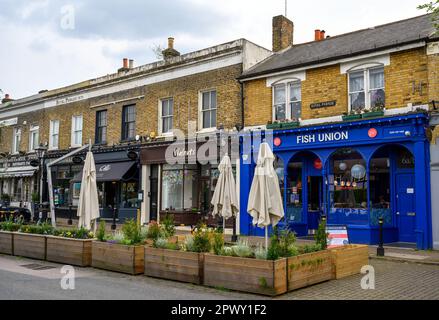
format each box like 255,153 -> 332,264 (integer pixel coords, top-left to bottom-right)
0,52 -> 243,120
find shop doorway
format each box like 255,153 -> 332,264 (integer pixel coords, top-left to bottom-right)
396,173 -> 416,243
149,165 -> 159,221
307,176 -> 323,231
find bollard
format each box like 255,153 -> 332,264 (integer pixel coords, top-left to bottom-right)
112,207 -> 118,230
68,204 -> 73,225
377,217 -> 385,257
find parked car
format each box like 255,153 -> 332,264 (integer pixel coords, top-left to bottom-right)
0,205 -> 32,222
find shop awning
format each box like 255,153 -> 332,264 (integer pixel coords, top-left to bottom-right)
71,161 -> 136,183
0,166 -> 37,178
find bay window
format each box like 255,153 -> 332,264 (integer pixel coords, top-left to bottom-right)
273,81 -> 302,121
349,66 -> 385,112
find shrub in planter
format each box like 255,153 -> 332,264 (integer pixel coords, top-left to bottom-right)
92,219 -> 146,275
13,222 -> 54,260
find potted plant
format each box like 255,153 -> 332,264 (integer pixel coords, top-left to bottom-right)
281,118 -> 301,129
144,223 -> 211,285
92,220 -> 147,275
362,105 -> 385,118
46,227 -> 95,267
342,110 -> 362,121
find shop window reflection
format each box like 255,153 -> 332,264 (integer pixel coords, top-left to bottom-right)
370,154 -> 392,226
329,148 -> 368,224
287,160 -> 303,223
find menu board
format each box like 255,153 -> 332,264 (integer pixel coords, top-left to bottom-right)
326,226 -> 349,248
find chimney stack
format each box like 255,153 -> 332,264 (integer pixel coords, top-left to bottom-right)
315,29 -> 326,41
272,15 -> 294,52
118,58 -> 130,72
1,94 -> 13,104
162,37 -> 180,60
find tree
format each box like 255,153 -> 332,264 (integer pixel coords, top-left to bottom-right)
151,44 -> 164,60
418,1 -> 439,34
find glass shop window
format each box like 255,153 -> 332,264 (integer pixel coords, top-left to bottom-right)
121,182 -> 138,208
161,164 -> 198,211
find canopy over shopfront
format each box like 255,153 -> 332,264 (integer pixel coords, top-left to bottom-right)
239,113 -> 432,250
71,161 -> 136,183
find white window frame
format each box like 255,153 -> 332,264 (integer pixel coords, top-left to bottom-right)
198,90 -> 217,131
272,79 -> 302,122
29,125 -> 40,152
348,64 -> 385,112
158,98 -> 174,136
71,115 -> 83,148
12,127 -> 21,154
49,120 -> 60,150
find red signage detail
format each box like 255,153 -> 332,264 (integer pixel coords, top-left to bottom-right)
274,137 -> 282,147
368,128 -> 378,139
314,159 -> 323,170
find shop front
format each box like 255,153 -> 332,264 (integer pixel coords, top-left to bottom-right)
239,113 -> 432,250
50,149 -> 139,222
140,139 -> 237,227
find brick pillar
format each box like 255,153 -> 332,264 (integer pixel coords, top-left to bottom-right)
272,15 -> 294,52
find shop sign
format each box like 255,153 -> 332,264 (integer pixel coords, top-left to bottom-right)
297,131 -> 349,145
310,100 -> 337,109
326,226 -> 349,248
0,117 -> 18,127
173,147 -> 196,158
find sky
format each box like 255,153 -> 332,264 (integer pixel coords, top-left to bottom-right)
0,0 -> 426,100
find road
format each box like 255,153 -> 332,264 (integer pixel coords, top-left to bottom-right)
0,254 -> 438,300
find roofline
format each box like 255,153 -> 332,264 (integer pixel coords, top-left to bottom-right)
238,38 -> 429,81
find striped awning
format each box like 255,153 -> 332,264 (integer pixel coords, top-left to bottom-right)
0,166 -> 37,178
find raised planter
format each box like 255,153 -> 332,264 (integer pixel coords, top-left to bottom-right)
92,241 -> 144,275
362,111 -> 384,119
46,236 -> 93,267
145,247 -> 204,284
342,114 -> 362,121
13,233 -> 46,260
330,245 -> 369,279
287,250 -> 333,291
0,231 -> 14,255
204,254 -> 287,296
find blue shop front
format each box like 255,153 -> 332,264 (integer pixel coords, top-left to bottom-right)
239,113 -> 432,250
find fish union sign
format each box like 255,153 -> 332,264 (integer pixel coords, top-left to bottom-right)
297,131 -> 349,144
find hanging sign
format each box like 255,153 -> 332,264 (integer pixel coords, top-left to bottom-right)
326,226 -> 349,248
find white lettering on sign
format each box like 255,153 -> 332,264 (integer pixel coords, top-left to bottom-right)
297,131 -> 349,144
56,95 -> 84,106
173,148 -> 196,158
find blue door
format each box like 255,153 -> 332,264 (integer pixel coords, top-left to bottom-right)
396,174 -> 416,243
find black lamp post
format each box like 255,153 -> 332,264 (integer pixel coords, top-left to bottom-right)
377,217 -> 385,257
34,144 -> 48,222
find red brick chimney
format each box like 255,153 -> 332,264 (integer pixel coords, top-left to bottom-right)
315,29 -> 327,41
273,15 -> 294,52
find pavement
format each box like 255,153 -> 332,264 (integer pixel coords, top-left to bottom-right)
1,254 -> 439,300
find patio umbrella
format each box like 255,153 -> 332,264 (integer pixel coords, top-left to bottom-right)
211,154 -> 239,233
77,150 -> 100,232
247,142 -> 285,249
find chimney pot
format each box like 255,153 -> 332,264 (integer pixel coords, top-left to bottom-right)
315,29 -> 321,41
320,30 -> 326,40
129,59 -> 134,69
168,37 -> 174,49
123,58 -> 128,69
5,94 -> 9,100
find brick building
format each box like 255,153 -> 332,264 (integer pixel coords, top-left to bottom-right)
0,38 -> 270,223
238,14 -> 438,249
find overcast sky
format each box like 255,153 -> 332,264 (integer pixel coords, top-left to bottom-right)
0,0 -> 425,100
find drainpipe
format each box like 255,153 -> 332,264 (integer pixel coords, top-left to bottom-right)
240,80 -> 245,129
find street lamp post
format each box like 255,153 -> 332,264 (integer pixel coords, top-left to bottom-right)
34,144 -> 48,222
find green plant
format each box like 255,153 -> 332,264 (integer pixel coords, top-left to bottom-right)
222,246 -> 234,256
299,244 -> 323,255
231,239 -> 253,258
278,229 -> 297,257
19,222 -> 54,235
52,227 -> 93,239
147,221 -> 163,240
96,220 -> 106,242
154,237 -> 169,249
31,193 -> 40,203
161,214 -> 175,238
254,244 -> 267,260
315,219 -> 328,250
121,219 -> 144,245
212,230 -> 224,255
190,223 -> 211,253
182,235 -> 196,252
0,215 -> 21,232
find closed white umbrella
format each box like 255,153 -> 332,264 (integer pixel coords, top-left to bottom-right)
77,150 -> 100,231
247,142 -> 284,249
211,155 -> 239,232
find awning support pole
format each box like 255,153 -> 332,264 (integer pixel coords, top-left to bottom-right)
47,144 -> 90,227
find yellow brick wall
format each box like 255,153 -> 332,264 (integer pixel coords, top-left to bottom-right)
244,48 -> 431,127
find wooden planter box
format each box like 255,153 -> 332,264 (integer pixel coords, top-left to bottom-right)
0,231 -> 14,255
287,250 -> 333,291
330,245 -> 369,279
204,254 -> 287,296
46,236 -> 93,267
92,241 -> 144,275
145,247 -> 204,284
13,233 -> 46,260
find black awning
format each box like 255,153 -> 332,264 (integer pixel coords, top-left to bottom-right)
71,161 -> 136,183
